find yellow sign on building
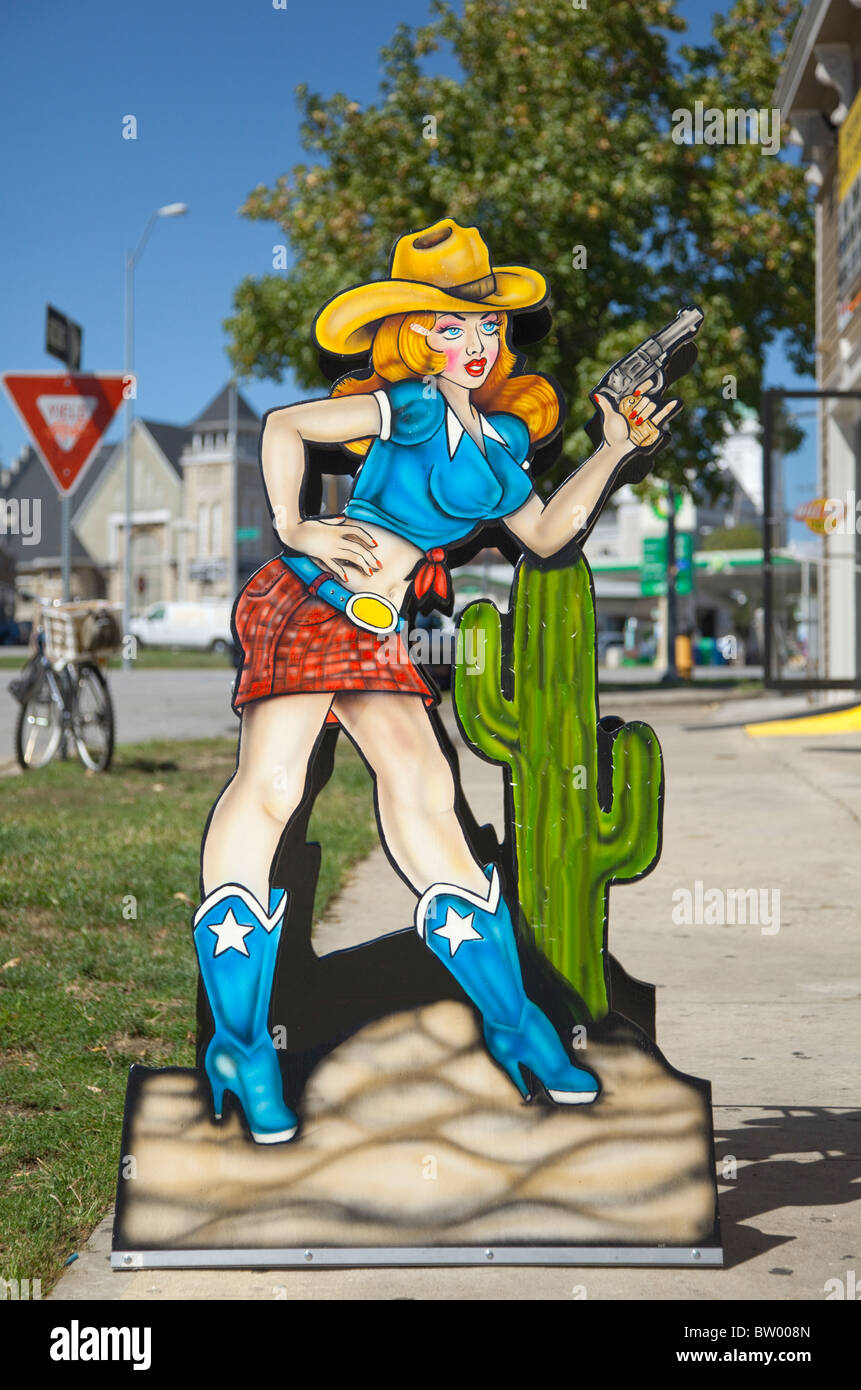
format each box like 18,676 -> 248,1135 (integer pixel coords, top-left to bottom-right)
839,87 -> 861,203
838,88 -> 861,323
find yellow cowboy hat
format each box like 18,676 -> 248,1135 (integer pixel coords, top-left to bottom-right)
313,218 -> 547,355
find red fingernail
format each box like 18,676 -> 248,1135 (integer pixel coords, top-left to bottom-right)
636,416 -> 643,424
634,389 -> 641,396
629,412 -> 637,419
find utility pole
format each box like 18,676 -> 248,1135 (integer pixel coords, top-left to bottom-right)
663,485 -> 679,682
122,203 -> 188,670
122,243 -> 135,668
228,376 -> 239,597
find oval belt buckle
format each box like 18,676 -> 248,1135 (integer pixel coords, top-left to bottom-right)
345,591 -> 400,636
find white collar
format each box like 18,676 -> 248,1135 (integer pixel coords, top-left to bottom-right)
444,405 -> 506,459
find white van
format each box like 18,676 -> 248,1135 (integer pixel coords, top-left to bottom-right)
130,601 -> 234,653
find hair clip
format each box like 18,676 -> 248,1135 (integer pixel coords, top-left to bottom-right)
409,323 -> 430,336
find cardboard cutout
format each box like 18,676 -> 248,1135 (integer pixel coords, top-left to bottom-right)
114,219 -> 720,1267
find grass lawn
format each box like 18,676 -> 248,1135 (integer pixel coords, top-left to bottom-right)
105,649 -> 235,670
0,649 -> 234,671
0,735 -> 378,1291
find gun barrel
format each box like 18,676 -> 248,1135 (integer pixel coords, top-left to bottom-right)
654,306 -> 703,352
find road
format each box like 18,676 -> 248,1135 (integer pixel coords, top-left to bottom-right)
1,668 -> 240,763
1,661 -> 789,767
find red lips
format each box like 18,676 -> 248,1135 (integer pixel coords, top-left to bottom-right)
465,357 -> 487,377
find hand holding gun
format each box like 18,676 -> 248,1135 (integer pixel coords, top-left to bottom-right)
584,304 -> 704,483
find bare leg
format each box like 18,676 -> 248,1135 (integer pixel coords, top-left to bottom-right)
202,692 -> 333,903
333,692 -> 488,898
194,692 -> 332,1145
333,691 -> 598,1105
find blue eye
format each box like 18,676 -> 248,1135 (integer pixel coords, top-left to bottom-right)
481,320 -> 500,334
441,326 -> 462,338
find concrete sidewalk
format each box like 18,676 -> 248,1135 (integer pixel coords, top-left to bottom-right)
51,690 -> 861,1300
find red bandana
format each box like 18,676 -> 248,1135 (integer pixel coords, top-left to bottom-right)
414,547 -> 450,602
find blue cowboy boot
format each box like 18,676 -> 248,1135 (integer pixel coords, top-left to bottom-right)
416,867 -> 599,1104
193,884 -> 298,1143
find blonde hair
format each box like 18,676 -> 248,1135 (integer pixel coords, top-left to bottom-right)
331,310 -> 559,456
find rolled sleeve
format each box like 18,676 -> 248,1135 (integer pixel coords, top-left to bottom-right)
372,388 -> 392,442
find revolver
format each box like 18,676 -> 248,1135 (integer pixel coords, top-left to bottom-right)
584,304 -> 704,467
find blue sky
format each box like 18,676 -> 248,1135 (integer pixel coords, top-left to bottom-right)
0,0 -> 809,467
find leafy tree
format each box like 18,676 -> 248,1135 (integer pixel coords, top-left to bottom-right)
701,522 -> 763,550
226,0 -> 811,501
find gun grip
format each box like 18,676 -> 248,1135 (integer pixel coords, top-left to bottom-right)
584,410 -> 604,451
663,340 -> 698,390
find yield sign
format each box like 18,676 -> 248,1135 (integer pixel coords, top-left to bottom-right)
1,372 -> 126,496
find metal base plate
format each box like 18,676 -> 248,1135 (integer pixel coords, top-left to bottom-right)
113,1245 -> 723,1270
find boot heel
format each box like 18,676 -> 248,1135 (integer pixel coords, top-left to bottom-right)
209,1076 -> 225,1121
504,1057 -> 533,1101
203,1043 -> 227,1119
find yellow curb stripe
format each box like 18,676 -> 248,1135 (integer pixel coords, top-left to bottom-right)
745,705 -> 861,737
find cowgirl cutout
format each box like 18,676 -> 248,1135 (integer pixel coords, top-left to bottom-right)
193,219 -> 680,1143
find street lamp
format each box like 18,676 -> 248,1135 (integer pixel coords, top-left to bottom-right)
122,202 -> 188,670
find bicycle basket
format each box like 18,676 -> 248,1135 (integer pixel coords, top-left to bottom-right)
80,608 -> 123,653
42,601 -> 124,666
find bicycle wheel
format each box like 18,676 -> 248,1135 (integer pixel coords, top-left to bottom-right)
14,673 -> 63,769
71,664 -> 115,771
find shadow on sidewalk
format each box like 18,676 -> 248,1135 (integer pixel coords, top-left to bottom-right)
714,1107 -> 861,1270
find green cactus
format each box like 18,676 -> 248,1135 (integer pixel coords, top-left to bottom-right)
454,555 -> 663,1020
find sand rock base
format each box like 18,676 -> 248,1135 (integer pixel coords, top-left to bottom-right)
114,1002 -> 718,1254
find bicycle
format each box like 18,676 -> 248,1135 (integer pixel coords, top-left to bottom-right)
9,601 -> 121,772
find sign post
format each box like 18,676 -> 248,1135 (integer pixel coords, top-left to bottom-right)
61,498 -> 71,600
665,484 -> 678,680
44,307 -> 85,598
1,372 -> 126,600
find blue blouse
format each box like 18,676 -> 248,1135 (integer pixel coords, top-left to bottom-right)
343,379 -> 534,550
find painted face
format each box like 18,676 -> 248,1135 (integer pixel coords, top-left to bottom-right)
425,310 -> 501,389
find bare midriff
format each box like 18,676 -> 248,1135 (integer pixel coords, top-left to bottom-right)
300,519 -> 426,612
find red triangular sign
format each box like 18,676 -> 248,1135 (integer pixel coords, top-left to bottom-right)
2,372 -> 126,496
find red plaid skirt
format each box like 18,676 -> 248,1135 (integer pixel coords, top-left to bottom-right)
232,558 -> 437,720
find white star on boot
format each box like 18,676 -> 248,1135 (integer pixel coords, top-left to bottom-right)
432,906 -> 484,956
207,908 -> 255,957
